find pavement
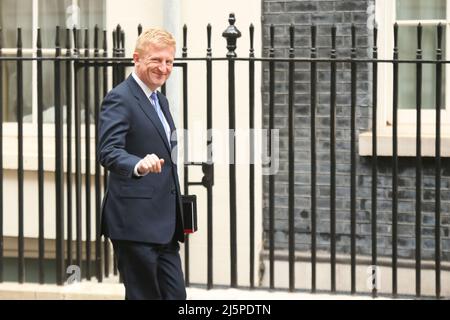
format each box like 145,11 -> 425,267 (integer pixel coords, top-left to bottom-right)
0,280 -> 393,300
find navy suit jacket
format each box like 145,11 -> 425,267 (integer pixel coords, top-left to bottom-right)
98,75 -> 184,244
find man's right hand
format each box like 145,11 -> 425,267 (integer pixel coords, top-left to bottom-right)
137,154 -> 165,174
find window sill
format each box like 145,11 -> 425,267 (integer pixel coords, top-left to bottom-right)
359,132 -> 450,157
2,132 -> 97,173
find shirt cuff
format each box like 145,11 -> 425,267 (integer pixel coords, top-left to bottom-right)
133,160 -> 148,177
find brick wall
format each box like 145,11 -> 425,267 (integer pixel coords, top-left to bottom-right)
261,0 -> 450,261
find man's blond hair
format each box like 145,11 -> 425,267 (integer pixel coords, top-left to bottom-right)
135,27 -> 176,54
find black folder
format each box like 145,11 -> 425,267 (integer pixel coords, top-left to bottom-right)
182,195 -> 197,234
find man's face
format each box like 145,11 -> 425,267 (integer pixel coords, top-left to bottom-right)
133,42 -> 175,91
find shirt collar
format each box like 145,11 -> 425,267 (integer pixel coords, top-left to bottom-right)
132,71 -> 157,99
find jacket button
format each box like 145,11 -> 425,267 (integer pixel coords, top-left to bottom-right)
171,189 -> 176,195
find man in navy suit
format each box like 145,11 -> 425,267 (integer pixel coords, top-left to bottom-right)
98,28 -> 185,300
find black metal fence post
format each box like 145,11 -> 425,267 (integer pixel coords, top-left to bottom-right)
120,29 -> 125,81
17,27 -> 25,284
392,23 -> 399,297
310,24 -> 317,294
94,25 -> 103,283
435,23 -> 443,300
36,28 -> 45,284
371,24 -> 378,299
329,25 -> 337,293
350,24 -> 357,294
182,24 -> 190,287
65,27 -> 73,271
102,29 -> 110,279
112,28 -> 117,88
288,24 -> 296,293
84,29 -> 92,281
248,23 -> 255,290
222,12 -> 241,288
54,26 -> 65,286
206,23 -> 214,290
73,27 -> 83,274
415,23 -> 423,298
268,23 -> 275,291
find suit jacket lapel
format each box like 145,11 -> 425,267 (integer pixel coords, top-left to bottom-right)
157,91 -> 177,147
126,76 -> 172,153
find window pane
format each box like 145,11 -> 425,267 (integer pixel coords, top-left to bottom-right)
77,0 -> 105,123
397,0 -> 446,20
38,0 -> 104,123
2,59 -> 33,122
38,0 -> 69,123
0,0 -> 32,122
38,0 -> 72,48
39,62 -> 68,124
398,25 -> 445,110
79,0 -> 105,47
0,0 -> 32,48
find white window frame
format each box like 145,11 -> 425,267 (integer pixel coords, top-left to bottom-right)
360,0 -> 450,157
1,0 -> 101,171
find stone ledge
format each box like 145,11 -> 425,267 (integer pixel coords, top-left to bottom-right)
0,281 -> 124,300
359,132 -> 450,157
0,281 -> 389,300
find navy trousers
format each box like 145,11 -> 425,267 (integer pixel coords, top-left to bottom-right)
112,239 -> 186,300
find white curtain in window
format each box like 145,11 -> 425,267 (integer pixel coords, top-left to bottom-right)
397,0 -> 446,110
0,0 -> 33,122
397,0 -> 446,20
398,26 -> 446,110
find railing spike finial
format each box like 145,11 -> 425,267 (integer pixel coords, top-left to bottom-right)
120,30 -> 125,51
112,30 -> 117,52
270,24 -> 274,50
138,23 -> 142,36
331,24 -> 336,51
72,26 -> 79,55
437,23 -> 443,50
94,25 -> 99,49
268,24 -> 275,59
116,24 -> 121,47
37,28 -> 42,49
65,28 -> 71,50
373,23 -> 378,47
417,23 -> 422,51
55,26 -> 60,47
72,25 -> 76,45
84,28 -> 89,49
394,22 -> 398,48
222,13 -> 241,58
351,24 -> 356,49
182,24 -> 187,58
311,23 -> 316,49
103,29 -> 107,52
249,23 -> 254,57
207,24 -> 212,57
289,23 -> 295,51
17,27 -> 22,49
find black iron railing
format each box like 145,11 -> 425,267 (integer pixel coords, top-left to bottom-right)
0,13 -> 448,299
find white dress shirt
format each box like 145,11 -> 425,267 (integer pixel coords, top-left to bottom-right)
131,72 -> 171,177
